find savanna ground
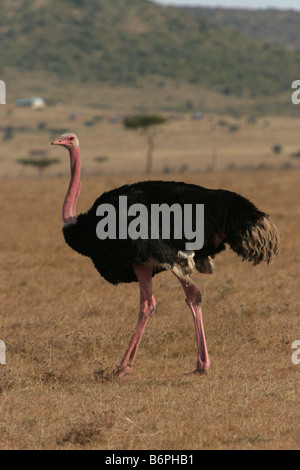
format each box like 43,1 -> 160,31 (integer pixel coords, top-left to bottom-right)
0,103 -> 299,450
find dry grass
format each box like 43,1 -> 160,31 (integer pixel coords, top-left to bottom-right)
1,103 -> 300,178
0,167 -> 299,450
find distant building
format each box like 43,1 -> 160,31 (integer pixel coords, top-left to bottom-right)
15,97 -> 46,109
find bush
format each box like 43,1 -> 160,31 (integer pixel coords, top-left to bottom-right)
272,144 -> 282,155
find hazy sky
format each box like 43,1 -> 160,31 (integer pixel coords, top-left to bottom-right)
152,0 -> 300,10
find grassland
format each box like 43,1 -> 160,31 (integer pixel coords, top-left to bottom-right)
1,0 -> 299,452
1,103 -> 300,179
0,103 -> 300,449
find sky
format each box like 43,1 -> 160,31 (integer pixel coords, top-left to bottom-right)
152,0 -> 300,10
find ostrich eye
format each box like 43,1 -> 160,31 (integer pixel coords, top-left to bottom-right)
69,137 -> 74,141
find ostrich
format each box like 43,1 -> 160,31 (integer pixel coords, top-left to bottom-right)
52,133 -> 280,376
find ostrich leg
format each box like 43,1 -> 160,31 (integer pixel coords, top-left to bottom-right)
118,263 -> 156,376
177,278 -> 210,373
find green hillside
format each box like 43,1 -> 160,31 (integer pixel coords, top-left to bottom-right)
181,6 -> 300,52
1,0 -> 300,100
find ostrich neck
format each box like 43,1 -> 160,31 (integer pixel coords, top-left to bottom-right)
62,146 -> 82,224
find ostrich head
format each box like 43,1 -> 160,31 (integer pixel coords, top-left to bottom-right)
51,133 -> 79,149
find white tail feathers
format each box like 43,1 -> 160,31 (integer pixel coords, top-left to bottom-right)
238,216 -> 280,265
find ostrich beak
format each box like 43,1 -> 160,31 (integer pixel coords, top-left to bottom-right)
51,139 -> 62,145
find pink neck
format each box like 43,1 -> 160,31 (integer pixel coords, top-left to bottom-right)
62,146 -> 82,224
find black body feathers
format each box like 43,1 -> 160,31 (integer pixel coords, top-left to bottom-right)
63,181 -> 280,284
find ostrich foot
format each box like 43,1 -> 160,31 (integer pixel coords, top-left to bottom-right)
116,364 -> 132,377
192,359 -> 210,374
184,361 -> 210,376
192,367 -> 209,375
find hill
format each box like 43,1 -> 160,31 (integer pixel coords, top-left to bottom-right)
1,0 -> 300,102
181,6 -> 300,52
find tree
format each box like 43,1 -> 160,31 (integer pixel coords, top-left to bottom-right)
17,157 -> 60,176
123,114 -> 166,174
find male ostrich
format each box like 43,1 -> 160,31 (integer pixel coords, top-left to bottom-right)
52,133 -> 280,376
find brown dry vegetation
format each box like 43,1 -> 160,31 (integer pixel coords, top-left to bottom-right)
1,103 -> 300,178
0,104 -> 300,449
0,163 -> 299,449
